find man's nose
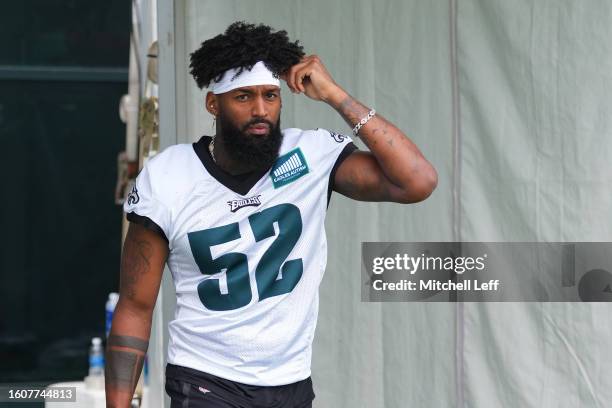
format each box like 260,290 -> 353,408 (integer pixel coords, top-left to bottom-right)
251,96 -> 267,117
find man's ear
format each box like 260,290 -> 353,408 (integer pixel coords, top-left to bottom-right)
205,92 -> 217,116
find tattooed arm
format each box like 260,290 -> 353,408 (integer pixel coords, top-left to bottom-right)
329,92 -> 437,203
283,55 -> 437,203
106,223 -> 168,408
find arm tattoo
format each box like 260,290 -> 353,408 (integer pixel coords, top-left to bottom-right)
107,334 -> 149,352
120,234 -> 153,300
105,335 -> 149,393
337,97 -> 374,144
335,95 -> 389,146
105,349 -> 145,390
331,93 -> 435,202
337,96 -> 369,126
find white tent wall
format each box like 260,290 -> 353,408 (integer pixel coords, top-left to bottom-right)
458,1 -> 612,407
180,1 -> 456,407
152,0 -> 612,407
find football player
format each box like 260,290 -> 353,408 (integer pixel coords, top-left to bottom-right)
106,22 -> 437,408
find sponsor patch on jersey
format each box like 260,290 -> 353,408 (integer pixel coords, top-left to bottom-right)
269,148 -> 309,189
127,184 -> 140,205
227,195 -> 262,212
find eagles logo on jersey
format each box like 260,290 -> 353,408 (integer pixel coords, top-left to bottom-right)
319,128 -> 346,143
124,128 -> 356,386
227,195 -> 262,212
127,184 -> 140,205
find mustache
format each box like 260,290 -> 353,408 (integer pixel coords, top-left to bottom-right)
242,119 -> 275,131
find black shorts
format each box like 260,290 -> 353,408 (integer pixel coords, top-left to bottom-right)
165,363 -> 315,408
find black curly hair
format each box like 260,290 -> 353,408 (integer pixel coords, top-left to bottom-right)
189,21 -> 305,89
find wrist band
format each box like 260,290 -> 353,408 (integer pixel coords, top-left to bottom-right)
352,109 -> 376,136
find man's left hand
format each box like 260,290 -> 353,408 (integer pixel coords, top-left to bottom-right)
281,55 -> 345,104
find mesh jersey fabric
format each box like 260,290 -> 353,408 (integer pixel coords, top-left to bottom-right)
124,128 -> 356,386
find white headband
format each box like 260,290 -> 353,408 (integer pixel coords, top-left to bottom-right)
209,61 -> 280,94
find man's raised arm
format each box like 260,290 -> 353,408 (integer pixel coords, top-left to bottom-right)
283,55 -> 438,203
105,223 -> 168,408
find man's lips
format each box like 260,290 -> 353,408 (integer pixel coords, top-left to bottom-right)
246,123 -> 270,135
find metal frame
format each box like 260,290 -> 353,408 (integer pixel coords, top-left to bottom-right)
151,0 -> 187,406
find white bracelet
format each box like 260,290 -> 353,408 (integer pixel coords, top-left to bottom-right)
352,109 -> 376,136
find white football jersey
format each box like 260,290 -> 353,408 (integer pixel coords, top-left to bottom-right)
124,128 -> 355,386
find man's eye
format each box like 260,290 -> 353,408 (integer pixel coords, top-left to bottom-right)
236,94 -> 249,101
266,93 -> 278,99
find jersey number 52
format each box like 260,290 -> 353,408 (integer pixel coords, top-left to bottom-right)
187,203 -> 303,311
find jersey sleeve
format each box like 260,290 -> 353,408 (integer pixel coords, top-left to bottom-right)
313,128 -> 358,170
123,162 -> 171,242
312,128 -> 358,204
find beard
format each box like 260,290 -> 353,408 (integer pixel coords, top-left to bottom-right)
217,113 -> 283,171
